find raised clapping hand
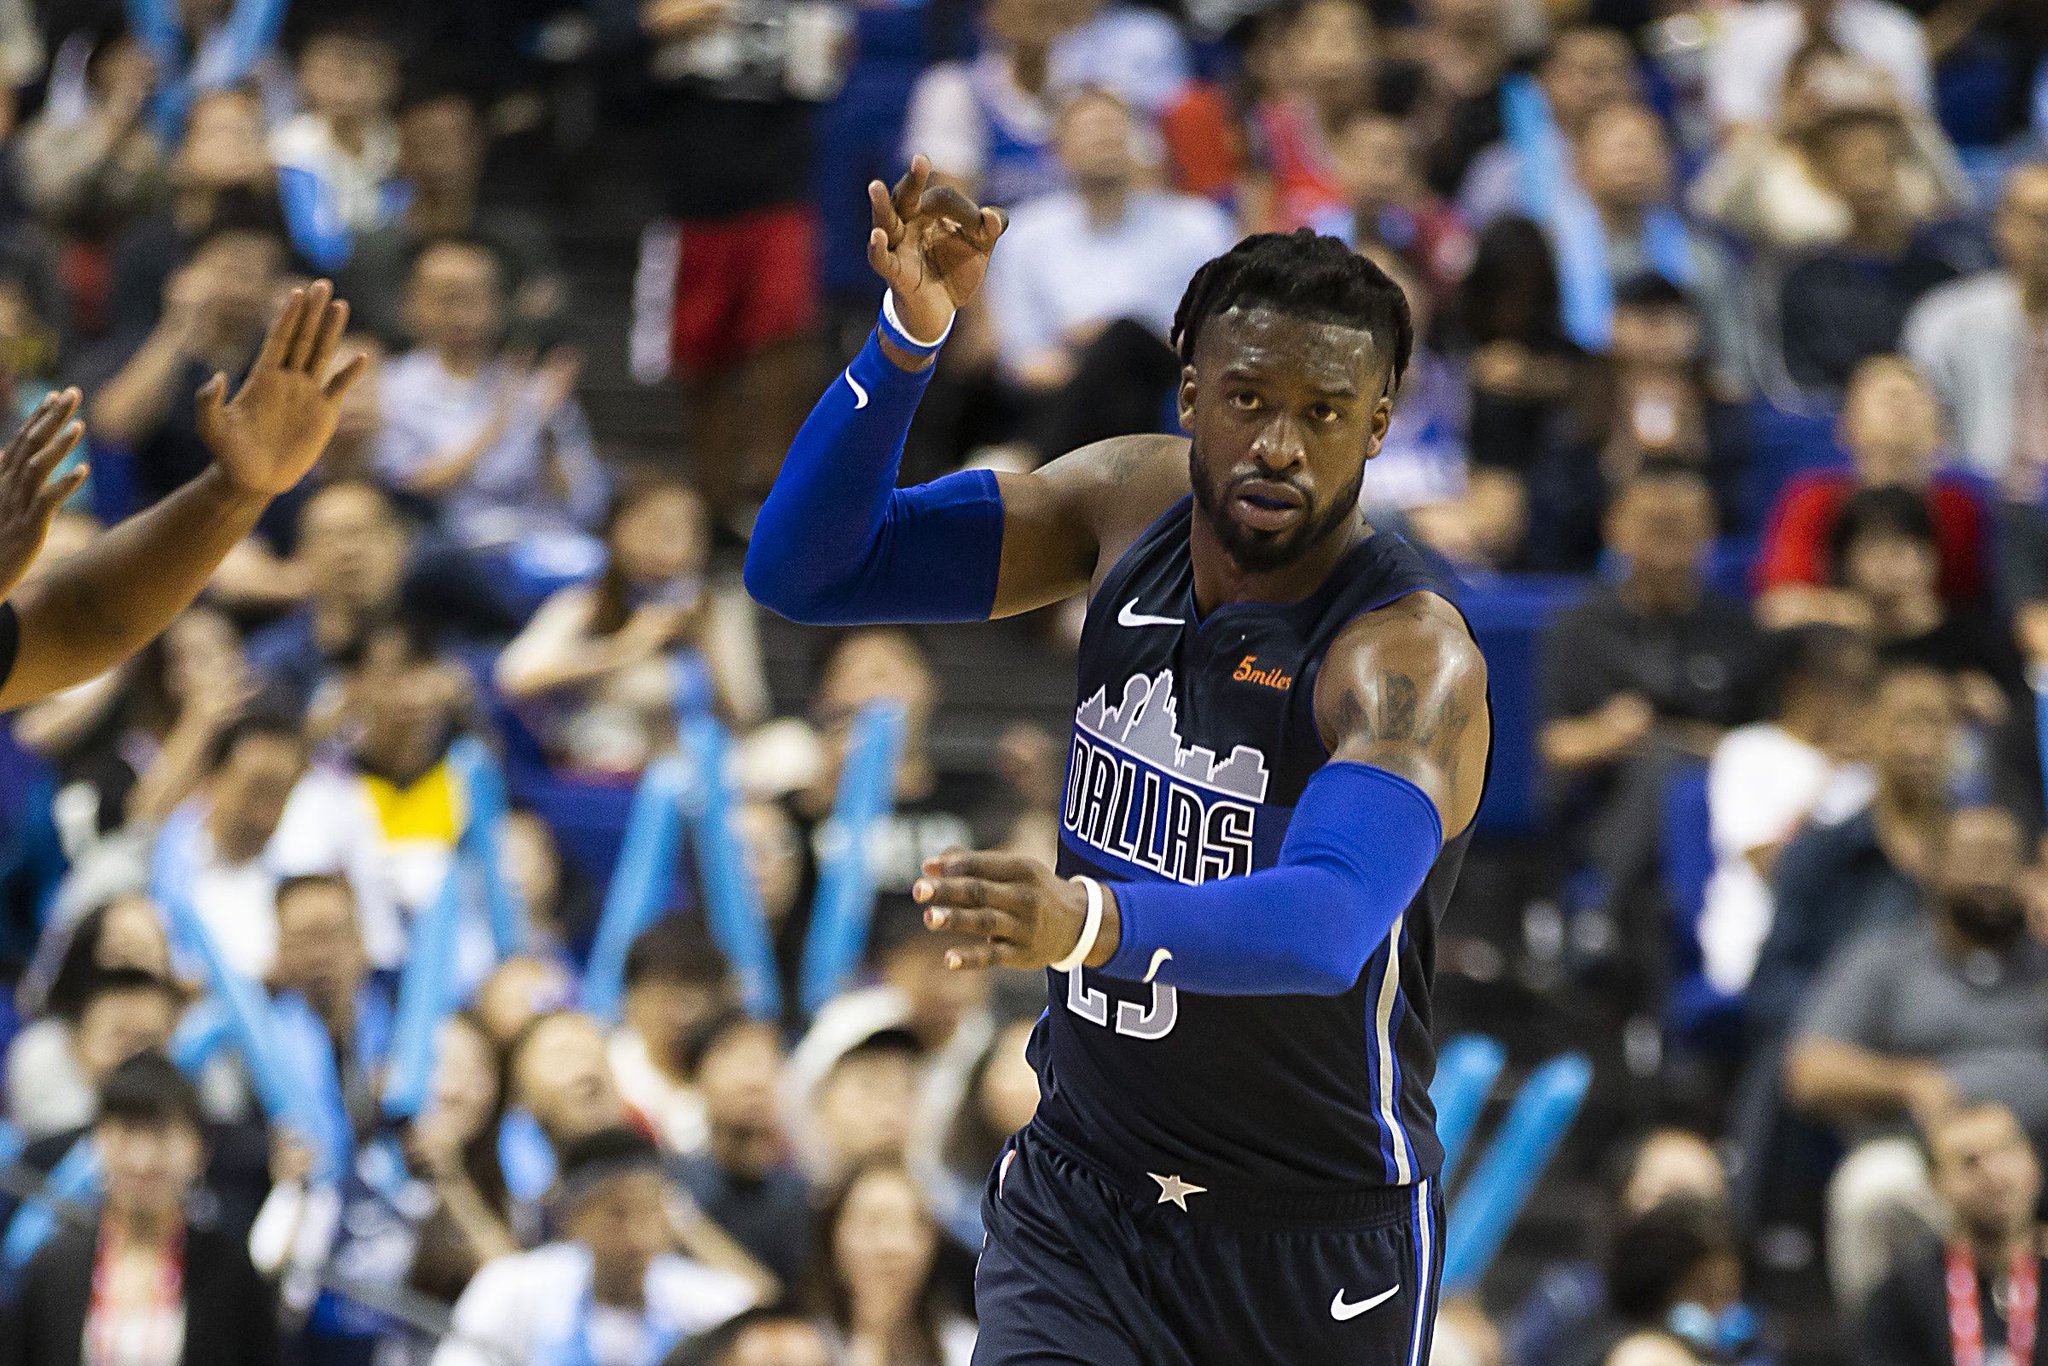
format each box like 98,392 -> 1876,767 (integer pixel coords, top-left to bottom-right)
913,848 -> 1110,971
867,154 -> 1008,348
196,279 -> 368,500
0,389 -> 87,603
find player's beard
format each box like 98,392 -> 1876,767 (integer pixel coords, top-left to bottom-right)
1189,446 -> 1366,575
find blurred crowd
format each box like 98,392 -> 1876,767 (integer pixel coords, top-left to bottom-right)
0,0 -> 2034,1362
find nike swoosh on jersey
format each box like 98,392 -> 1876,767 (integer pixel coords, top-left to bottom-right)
1117,598 -> 1185,628
1329,1285 -> 1400,1321
845,369 -> 869,409
1142,948 -> 1173,984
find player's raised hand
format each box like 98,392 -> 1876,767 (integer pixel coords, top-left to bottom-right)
0,389 -> 87,602
196,279 -> 369,500
913,848 -> 1118,971
867,155 -> 1007,344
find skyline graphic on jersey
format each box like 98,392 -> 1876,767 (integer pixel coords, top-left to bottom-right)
1074,669 -> 1271,804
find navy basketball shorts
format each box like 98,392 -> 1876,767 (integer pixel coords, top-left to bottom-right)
973,1124 -> 1445,1366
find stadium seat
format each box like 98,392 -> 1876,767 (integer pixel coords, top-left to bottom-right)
1460,574 -> 1587,838
1742,397 -> 1845,532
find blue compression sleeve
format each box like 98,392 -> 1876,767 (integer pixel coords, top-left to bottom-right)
743,327 -> 1004,624
1101,762 -> 1444,996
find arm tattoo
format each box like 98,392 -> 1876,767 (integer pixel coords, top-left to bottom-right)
1339,667 -> 1474,773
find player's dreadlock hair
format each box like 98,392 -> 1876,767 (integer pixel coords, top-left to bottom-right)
1169,229 -> 1415,396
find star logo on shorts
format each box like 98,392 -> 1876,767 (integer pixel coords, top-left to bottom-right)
1148,1172 -> 1207,1211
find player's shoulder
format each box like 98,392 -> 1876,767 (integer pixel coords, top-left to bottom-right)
1034,432 -> 1189,533
1047,431 -> 1188,486
1324,589 -> 1486,693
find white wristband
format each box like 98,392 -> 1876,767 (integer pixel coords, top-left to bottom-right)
1051,875 -> 1105,974
881,290 -> 954,353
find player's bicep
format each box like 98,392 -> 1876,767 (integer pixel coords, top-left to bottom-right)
988,435 -> 1184,619
0,579 -> 92,712
1317,596 -> 1490,838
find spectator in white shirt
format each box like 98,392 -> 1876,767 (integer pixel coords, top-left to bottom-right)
1905,162 -> 2048,672
266,617 -> 470,977
1699,627 -> 1877,995
1903,161 -> 2048,489
786,906 -> 994,1181
375,239 -> 607,571
1706,0 -> 1933,135
670,1307 -> 832,1366
147,710 -> 307,979
983,87 -> 1236,459
433,1127 -> 757,1366
8,894 -> 174,1142
1048,0 -> 1193,118
269,20 -> 401,272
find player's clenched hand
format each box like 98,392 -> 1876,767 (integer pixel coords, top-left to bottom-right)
197,279 -> 368,500
867,155 -> 1006,346
914,848 -> 1120,971
0,389 -> 87,603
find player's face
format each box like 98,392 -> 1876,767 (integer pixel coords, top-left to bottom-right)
1181,306 -> 1390,574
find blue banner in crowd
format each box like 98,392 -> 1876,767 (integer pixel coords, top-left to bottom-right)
3,1137 -> 100,1270
453,737 -> 525,960
582,754 -> 691,1023
1442,1051 -> 1592,1296
1428,1034 -> 1507,1186
381,857 -> 468,1123
800,702 -> 908,1019
682,716 -> 782,1022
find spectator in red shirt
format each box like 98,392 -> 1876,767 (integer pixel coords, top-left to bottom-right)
1756,355 -> 1990,631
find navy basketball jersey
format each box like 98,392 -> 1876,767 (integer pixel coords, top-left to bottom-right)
1033,496 -> 1481,1192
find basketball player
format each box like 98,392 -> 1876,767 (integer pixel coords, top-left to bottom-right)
0,280 -> 363,711
745,158 -> 1491,1364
